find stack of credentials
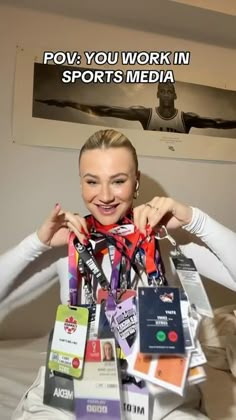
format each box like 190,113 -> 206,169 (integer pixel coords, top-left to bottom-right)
126,286 -> 207,396
43,228 -> 210,419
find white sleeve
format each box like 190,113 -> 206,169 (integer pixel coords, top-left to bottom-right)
0,232 -> 51,300
0,263 -> 58,321
180,207 -> 236,291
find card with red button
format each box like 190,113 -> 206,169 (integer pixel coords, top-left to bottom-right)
138,287 -> 185,355
49,305 -> 89,378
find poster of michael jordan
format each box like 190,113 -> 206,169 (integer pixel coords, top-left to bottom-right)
13,47 -> 236,161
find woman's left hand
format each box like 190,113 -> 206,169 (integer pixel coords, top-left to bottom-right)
133,197 -> 193,233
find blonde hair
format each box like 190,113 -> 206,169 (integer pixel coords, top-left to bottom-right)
79,129 -> 138,172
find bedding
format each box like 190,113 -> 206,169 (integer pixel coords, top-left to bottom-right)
1,305 -> 236,420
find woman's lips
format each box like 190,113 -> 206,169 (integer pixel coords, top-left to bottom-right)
95,204 -> 119,215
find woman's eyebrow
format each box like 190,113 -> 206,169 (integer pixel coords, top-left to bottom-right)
83,173 -> 98,178
110,173 -> 128,179
83,172 -> 129,179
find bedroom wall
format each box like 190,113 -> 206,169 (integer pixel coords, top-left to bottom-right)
0,4 -> 235,338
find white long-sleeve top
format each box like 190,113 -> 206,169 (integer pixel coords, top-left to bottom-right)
0,208 -> 235,321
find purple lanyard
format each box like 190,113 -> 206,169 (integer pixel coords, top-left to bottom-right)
106,243 -> 124,310
68,232 -> 80,306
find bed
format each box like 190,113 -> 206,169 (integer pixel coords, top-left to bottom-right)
0,291 -> 236,420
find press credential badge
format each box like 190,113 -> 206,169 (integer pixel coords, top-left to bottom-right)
49,305 -> 89,378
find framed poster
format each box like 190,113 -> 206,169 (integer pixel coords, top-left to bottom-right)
13,46 -> 236,161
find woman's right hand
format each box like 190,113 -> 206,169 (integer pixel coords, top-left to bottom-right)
37,204 -> 89,247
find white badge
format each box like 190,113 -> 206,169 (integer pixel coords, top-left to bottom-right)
171,254 -> 214,318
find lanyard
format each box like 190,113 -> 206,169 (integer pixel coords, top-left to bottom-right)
68,232 -> 109,306
140,236 -> 162,285
68,216 -> 168,306
73,236 -> 109,289
106,244 -> 123,310
68,232 -> 80,306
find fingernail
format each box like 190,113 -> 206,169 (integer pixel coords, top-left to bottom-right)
55,203 -> 60,208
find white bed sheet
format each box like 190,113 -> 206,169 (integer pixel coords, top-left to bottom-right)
0,336 -> 48,420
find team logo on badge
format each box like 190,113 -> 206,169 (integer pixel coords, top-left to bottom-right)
159,292 -> 174,303
109,224 -> 134,236
64,316 -> 77,334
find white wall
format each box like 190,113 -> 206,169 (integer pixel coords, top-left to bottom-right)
172,0 -> 236,16
0,5 -> 235,338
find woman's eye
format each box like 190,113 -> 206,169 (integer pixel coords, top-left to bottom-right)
87,180 -> 97,185
114,179 -> 125,184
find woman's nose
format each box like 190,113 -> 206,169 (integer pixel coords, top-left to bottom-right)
99,184 -> 115,202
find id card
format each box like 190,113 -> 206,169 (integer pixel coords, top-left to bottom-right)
138,287 -> 185,355
108,296 -> 137,357
44,329 -> 74,412
74,338 -> 122,419
127,339 -> 190,396
188,365 -> 206,385
49,305 -> 89,378
97,302 -> 115,339
171,255 -> 213,318
122,383 -> 149,420
180,291 -> 195,351
97,290 -> 137,342
189,340 -> 207,368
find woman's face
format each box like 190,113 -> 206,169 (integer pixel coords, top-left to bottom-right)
104,343 -> 113,360
80,147 -> 138,225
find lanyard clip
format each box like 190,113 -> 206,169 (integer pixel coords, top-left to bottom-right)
155,225 -> 183,256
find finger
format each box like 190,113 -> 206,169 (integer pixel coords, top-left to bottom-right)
48,203 -> 62,221
67,221 -> 87,244
136,197 -> 165,231
135,204 -> 153,233
61,221 -> 69,228
64,212 -> 89,235
74,215 -> 89,235
148,198 -> 174,228
141,204 -> 162,232
133,205 -> 146,231
54,211 -> 69,226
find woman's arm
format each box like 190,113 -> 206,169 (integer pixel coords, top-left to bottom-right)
181,207 -> 236,291
0,203 -> 90,302
133,198 -> 236,291
0,260 -> 59,320
0,233 -> 50,301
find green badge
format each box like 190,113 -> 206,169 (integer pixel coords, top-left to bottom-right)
48,305 -> 89,378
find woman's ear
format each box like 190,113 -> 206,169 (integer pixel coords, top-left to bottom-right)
134,172 -> 141,199
136,171 -> 141,190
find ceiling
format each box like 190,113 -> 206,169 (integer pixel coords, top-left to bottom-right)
1,0 -> 236,49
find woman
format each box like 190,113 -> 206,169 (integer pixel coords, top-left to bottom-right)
102,341 -> 115,362
1,129 -> 236,420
